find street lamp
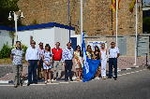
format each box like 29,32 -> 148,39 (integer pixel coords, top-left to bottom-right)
8,10 -> 24,41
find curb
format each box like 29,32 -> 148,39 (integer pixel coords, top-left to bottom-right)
117,65 -> 140,72
0,80 -> 9,84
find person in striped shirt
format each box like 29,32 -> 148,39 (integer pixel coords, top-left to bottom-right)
62,42 -> 74,81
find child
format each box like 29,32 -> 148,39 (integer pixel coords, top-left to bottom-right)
42,44 -> 52,84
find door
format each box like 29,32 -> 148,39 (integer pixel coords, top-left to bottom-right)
70,37 -> 77,50
118,37 -> 127,55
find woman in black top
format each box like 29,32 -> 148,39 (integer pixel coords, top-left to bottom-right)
94,46 -> 101,60
94,46 -> 101,79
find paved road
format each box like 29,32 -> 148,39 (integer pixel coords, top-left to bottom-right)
0,68 -> 150,99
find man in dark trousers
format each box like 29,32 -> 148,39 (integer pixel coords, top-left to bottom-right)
108,42 -> 120,80
25,40 -> 39,86
62,42 -> 74,81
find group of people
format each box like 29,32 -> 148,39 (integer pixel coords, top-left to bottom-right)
10,40 -> 120,88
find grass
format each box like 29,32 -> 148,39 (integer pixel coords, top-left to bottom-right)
0,58 -> 27,65
0,58 -> 12,65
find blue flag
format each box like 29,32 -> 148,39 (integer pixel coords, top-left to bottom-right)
82,33 -> 100,82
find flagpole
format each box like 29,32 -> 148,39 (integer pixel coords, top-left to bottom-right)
134,0 -> 138,65
115,0 -> 118,46
80,0 -> 83,35
80,0 -> 83,47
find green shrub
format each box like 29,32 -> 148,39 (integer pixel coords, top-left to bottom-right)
0,43 -> 27,59
22,44 -> 27,56
0,44 -> 12,59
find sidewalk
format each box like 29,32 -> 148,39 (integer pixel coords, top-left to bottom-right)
0,56 -> 149,83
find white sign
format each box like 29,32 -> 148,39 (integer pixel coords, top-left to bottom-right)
87,41 -> 107,50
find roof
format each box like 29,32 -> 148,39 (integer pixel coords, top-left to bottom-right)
17,22 -> 75,31
0,22 -> 75,31
0,26 -> 14,31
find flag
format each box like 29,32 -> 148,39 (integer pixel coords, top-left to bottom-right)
129,0 -> 141,13
111,0 -> 116,12
129,0 -> 136,13
82,33 -> 100,82
111,0 -> 121,12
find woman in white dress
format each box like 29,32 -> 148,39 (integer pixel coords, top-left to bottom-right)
100,43 -> 108,80
42,44 -> 52,84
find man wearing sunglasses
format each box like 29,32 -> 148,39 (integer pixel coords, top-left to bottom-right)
25,40 -> 39,86
11,41 -> 24,88
108,42 -> 120,80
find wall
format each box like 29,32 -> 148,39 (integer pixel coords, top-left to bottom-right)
0,30 -> 12,49
18,0 -> 143,36
16,28 -> 55,47
16,27 -> 75,49
54,27 -> 75,49
85,35 -> 149,56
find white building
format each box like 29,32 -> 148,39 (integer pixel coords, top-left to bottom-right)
15,22 -> 77,49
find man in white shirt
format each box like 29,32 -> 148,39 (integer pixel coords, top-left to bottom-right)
62,42 -> 74,81
25,40 -> 39,86
108,42 -> 120,80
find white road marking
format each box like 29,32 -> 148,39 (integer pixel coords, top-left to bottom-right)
118,74 -> 122,77
29,84 -> 45,86
130,72 -> 135,74
47,83 -> 59,85
126,73 -> 131,75
70,81 -> 79,83
135,66 -> 139,68
135,71 -> 140,73
0,81 -> 9,84
126,68 -> 132,70
119,69 -> 146,76
0,85 -> 14,87
117,70 -> 121,72
121,74 -> 127,76
139,70 -> 143,72
59,82 -> 69,84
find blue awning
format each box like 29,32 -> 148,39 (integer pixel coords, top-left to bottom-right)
0,22 -> 75,31
18,22 -> 75,31
0,26 -> 14,31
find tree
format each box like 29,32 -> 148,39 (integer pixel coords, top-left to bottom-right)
0,0 -> 22,27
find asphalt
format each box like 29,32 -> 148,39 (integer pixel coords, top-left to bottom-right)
0,67 -> 150,99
